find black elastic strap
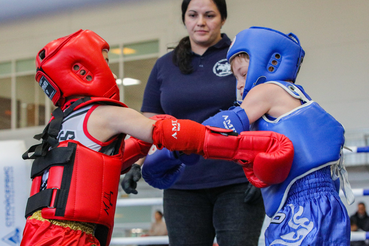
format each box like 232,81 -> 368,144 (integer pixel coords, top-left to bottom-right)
25,142 -> 77,218
25,189 -> 56,218
30,145 -> 75,178
48,107 -> 63,139
54,142 -> 76,216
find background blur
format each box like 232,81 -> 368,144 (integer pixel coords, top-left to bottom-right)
0,0 -> 369,244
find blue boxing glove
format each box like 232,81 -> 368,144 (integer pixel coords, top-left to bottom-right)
142,106 -> 249,190
142,146 -> 199,189
202,106 -> 250,133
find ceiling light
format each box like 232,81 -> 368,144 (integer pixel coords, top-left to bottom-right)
116,78 -> 141,86
110,47 -> 137,55
123,78 -> 141,86
116,79 -> 122,85
123,47 -> 136,55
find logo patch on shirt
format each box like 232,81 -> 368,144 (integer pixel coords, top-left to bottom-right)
213,59 -> 232,77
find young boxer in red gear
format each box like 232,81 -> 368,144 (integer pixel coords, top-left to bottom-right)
21,29 -> 294,246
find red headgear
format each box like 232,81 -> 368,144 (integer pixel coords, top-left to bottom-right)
35,29 -> 120,107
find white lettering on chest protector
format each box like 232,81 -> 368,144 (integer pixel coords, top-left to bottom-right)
171,120 -> 180,139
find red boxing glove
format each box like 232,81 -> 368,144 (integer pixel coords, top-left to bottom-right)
252,132 -> 294,187
152,118 -> 206,155
121,137 -> 152,173
243,167 -> 269,188
203,128 -> 294,188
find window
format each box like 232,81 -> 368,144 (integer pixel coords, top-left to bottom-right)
14,58 -> 47,128
0,77 -> 12,130
110,40 -> 159,111
16,74 -> 45,128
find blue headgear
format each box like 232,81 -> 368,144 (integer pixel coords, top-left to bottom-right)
227,26 -> 305,99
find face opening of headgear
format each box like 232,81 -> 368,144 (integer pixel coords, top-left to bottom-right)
35,29 -> 120,107
227,26 -> 305,100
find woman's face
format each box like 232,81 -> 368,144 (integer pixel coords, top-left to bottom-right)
184,0 -> 225,51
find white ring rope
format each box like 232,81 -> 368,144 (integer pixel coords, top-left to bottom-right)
110,236 -> 169,245
116,197 -> 163,207
344,146 -> 369,154
351,188 -> 369,197
351,231 -> 369,241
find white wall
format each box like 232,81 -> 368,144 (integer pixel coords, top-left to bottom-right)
0,0 -> 183,61
228,0 -> 369,130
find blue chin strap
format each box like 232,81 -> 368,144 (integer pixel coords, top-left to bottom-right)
227,26 -> 305,99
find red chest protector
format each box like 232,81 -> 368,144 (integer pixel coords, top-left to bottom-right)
23,97 -> 128,246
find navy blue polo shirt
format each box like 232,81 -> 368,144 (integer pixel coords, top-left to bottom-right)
141,34 -> 248,189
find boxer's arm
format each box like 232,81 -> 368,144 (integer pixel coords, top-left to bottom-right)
152,119 -> 293,187
121,137 -> 152,171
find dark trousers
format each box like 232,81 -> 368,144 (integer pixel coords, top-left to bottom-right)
163,183 -> 265,246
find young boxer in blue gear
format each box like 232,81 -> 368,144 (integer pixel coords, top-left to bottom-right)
205,26 -> 352,245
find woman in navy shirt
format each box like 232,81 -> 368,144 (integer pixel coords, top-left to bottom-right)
123,0 -> 265,245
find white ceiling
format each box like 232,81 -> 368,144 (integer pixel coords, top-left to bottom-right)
0,0 -> 124,23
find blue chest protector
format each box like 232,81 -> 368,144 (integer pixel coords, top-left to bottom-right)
251,81 -> 345,217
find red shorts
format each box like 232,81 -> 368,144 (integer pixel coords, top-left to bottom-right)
21,211 -> 100,246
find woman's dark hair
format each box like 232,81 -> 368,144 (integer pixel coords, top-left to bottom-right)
172,0 -> 227,74
181,0 -> 227,24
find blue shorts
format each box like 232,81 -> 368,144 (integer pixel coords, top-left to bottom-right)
265,167 -> 350,246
